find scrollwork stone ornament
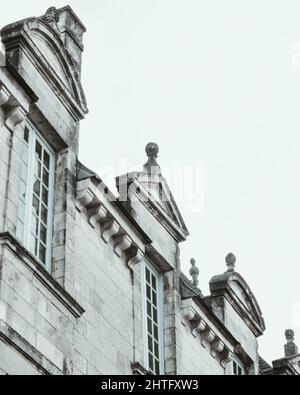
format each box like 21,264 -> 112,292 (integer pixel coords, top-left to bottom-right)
41,7 -> 60,35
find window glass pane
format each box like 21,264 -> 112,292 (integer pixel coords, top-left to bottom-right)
41,204 -> 48,225
153,307 -> 158,324
154,342 -> 159,358
43,169 -> 49,187
146,268 -> 150,283
152,274 -> 156,289
155,360 -> 159,375
24,127 -> 29,143
146,285 -> 151,300
33,180 -> 40,196
44,151 -> 50,170
42,187 -> 48,205
35,141 -> 42,160
153,324 -> 158,341
32,197 -> 40,216
147,318 -> 152,335
147,301 -> 151,317
40,224 -> 47,244
148,336 -> 153,353
152,291 -> 157,306
148,355 -> 153,372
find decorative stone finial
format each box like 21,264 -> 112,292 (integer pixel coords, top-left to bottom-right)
226,253 -> 236,272
189,258 -> 199,287
284,329 -> 298,358
41,7 -> 60,36
43,7 -> 59,24
144,142 -> 161,174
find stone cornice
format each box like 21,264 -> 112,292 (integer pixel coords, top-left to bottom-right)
0,320 -> 63,375
181,298 -> 255,370
181,299 -> 234,367
0,232 -> 85,319
76,178 -> 145,270
131,362 -> 152,376
5,105 -> 26,131
272,357 -> 300,375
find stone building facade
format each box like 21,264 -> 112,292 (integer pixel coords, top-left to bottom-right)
0,6 -> 299,375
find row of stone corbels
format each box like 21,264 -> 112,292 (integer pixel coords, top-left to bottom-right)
76,180 -> 144,270
0,84 -> 27,130
181,301 -> 233,367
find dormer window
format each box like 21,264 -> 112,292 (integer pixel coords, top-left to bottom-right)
16,122 -> 54,271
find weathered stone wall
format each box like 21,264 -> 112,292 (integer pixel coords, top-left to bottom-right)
72,210 -> 139,374
180,326 -> 225,375
0,6 -> 270,376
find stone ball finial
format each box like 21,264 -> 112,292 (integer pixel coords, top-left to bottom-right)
145,142 -> 159,159
144,143 -> 160,174
285,329 -> 295,342
226,253 -> 236,272
189,258 -> 199,287
284,329 -> 298,358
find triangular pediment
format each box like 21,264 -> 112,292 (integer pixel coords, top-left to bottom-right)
117,171 -> 189,242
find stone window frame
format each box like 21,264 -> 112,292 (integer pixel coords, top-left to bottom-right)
16,120 -> 55,272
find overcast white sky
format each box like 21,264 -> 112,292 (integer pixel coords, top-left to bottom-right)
2,0 -> 300,365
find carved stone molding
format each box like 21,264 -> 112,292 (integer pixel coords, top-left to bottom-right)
181,299 -> 231,363
127,249 -> 143,271
221,350 -> 233,368
205,329 -> 216,344
182,306 -> 197,323
114,234 -> 132,257
76,179 -> 145,269
101,220 -> 120,244
0,85 -> 10,106
77,188 -> 95,210
191,318 -> 207,338
88,205 -> 108,228
5,106 -> 26,131
212,339 -> 225,353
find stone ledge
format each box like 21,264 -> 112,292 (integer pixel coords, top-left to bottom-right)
131,362 -> 152,376
0,320 -> 63,375
0,232 -> 85,319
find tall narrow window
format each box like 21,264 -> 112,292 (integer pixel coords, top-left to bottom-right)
142,260 -> 164,375
233,358 -> 245,376
16,123 -> 54,272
